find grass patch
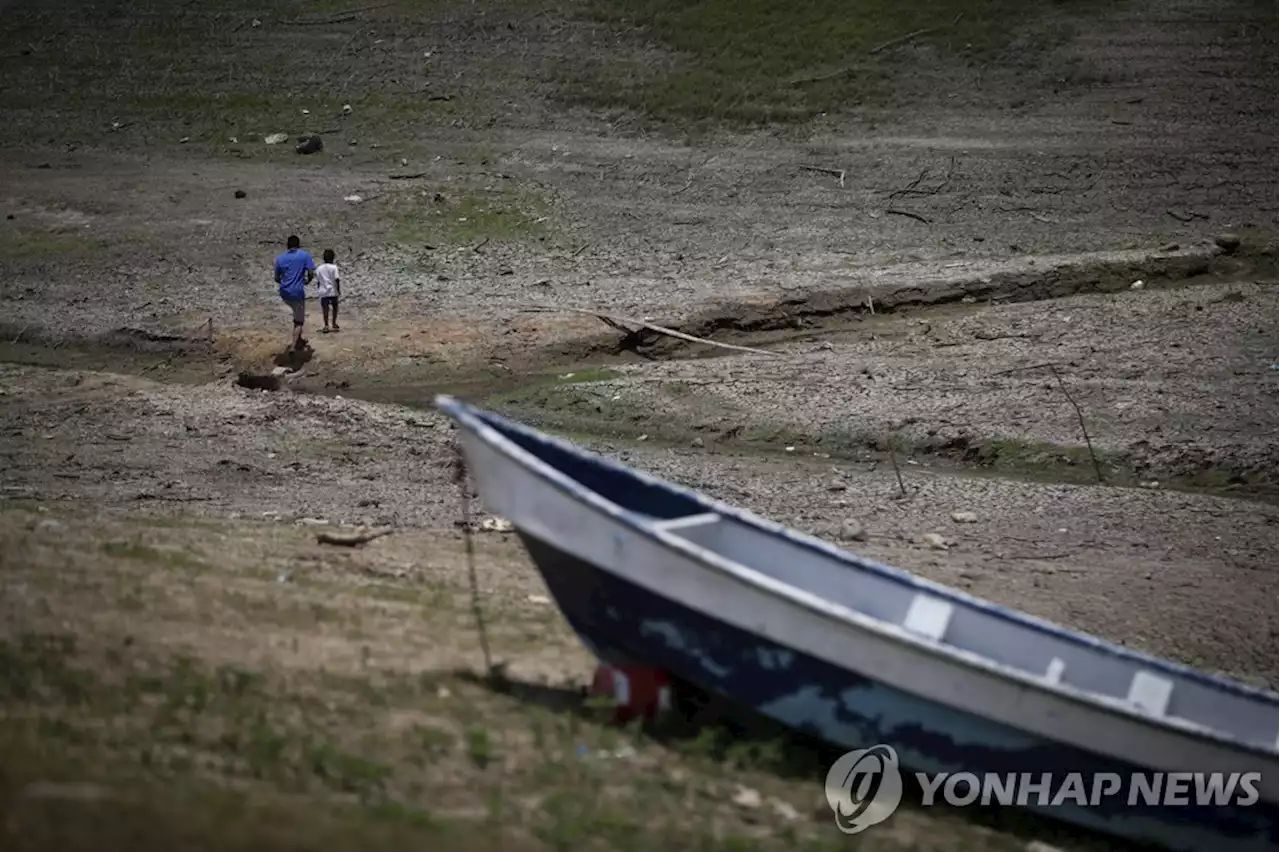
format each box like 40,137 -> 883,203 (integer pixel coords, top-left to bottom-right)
0,232 -> 108,260
100,540 -> 209,572
388,189 -> 550,247
558,0 -> 1106,124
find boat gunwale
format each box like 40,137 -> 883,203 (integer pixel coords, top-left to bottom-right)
437,396 -> 1280,759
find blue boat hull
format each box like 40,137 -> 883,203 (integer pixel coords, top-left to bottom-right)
517,531 -> 1277,852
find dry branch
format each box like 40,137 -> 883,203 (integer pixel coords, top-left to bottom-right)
521,305 -> 780,357
316,527 -> 394,547
1046,364 -> 1105,485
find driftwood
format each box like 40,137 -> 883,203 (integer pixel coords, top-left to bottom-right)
316,527 -> 394,547
522,305 -> 780,357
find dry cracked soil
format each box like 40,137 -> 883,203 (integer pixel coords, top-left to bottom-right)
0,0 -> 1276,850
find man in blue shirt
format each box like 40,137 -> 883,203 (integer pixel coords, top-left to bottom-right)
274,235 -> 316,351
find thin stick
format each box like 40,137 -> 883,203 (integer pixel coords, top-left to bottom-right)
887,433 -> 909,497
885,208 -> 931,224
869,27 -> 935,55
799,165 -> 846,188
520,305 -> 780,357
453,442 -> 494,676
1047,364 -> 1105,484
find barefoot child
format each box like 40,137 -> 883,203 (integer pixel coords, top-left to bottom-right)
316,249 -> 342,332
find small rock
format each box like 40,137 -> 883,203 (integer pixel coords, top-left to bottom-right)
1139,480 -> 1160,489
771,800 -> 800,821
1159,241 -> 1179,252
343,194 -> 364,203
436,685 -> 452,699
527,594 -> 551,605
1025,842 -> 1069,852
828,480 -> 847,492
479,517 -> 514,533
950,511 -> 978,524
690,436 -> 704,448
297,517 -> 327,526
357,498 -> 379,508
295,135 -> 323,155
784,446 -> 795,453
400,157 -> 409,167
270,366 -> 290,377
1214,233 -> 1241,254
178,136 -> 190,144
264,132 -> 288,145
838,519 -> 867,542
921,532 -> 949,551
1130,279 -> 1144,290
233,189 -> 247,199
342,104 -> 353,115
731,785 -> 762,809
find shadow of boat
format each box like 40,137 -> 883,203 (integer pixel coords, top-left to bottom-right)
453,666 -> 1147,852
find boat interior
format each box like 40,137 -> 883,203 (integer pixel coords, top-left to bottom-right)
471,404 -> 1280,755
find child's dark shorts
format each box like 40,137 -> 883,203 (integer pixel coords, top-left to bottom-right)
321,296 -> 338,311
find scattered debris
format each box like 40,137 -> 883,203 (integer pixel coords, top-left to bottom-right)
478,517 -> 514,533
316,527 -> 394,547
951,511 -> 979,524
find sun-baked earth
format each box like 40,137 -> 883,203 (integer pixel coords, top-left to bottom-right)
0,0 -> 1276,849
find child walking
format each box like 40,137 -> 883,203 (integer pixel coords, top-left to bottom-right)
316,249 -> 342,332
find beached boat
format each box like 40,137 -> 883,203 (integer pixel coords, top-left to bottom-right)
436,395 -> 1278,852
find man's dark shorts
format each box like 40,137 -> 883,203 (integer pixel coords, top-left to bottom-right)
281,296 -> 305,326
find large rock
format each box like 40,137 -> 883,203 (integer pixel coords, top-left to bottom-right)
295,135 -> 323,155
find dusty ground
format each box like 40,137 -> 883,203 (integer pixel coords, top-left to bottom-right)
0,0 -> 1276,848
